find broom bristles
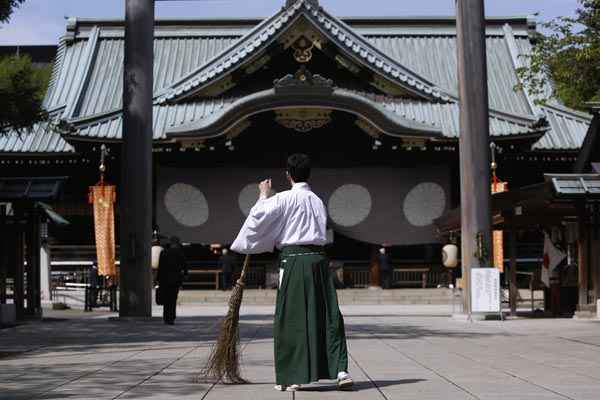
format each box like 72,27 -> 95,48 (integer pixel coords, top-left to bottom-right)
201,255 -> 251,384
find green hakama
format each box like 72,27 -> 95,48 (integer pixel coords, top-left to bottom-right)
274,245 -> 349,385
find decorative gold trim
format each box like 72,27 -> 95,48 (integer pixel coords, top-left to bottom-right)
355,118 -> 381,139
275,108 -> 332,133
292,37 -> 315,63
279,18 -> 325,51
402,138 -> 427,149
274,66 -> 334,94
179,139 -> 206,150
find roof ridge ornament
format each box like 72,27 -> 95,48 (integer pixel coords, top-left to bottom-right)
274,66 -> 333,95
286,0 -> 319,8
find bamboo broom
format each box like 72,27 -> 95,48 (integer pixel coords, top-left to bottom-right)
201,254 -> 251,384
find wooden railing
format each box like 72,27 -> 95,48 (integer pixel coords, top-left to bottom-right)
47,247 -> 451,290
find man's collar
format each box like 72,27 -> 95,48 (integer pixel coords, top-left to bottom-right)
292,182 -> 310,191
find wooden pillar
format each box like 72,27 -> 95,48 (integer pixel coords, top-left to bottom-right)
120,0 -> 155,317
578,206 -> 589,307
369,245 -> 380,287
14,228 -> 25,320
592,235 -> 600,305
508,229 -> 518,315
31,212 -> 42,315
456,0 -> 493,314
592,204 -> 600,305
25,218 -> 35,316
0,217 -> 7,304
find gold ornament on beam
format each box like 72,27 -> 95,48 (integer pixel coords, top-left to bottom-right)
292,37 -> 315,63
275,108 -> 332,133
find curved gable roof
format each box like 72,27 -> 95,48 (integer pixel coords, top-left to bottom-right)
157,0 -> 452,104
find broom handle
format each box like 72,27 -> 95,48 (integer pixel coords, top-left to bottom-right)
238,255 -> 251,285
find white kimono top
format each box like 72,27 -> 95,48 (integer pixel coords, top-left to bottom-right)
230,182 -> 327,254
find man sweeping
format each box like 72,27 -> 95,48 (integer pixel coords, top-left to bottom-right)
230,154 -> 353,392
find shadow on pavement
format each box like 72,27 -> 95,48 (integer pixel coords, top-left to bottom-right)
299,378 -> 427,392
0,313 -> 504,358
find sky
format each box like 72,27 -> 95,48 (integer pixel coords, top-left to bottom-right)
0,0 -> 581,45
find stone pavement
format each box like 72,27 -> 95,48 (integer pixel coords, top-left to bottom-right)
1,304 -> 600,400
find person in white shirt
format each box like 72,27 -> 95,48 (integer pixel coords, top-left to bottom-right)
231,154 -> 353,392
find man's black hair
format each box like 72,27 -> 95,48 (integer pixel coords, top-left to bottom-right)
287,154 -> 311,182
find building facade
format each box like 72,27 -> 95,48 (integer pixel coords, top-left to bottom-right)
0,0 -> 595,305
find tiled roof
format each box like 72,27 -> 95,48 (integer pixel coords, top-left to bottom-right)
157,0 -> 452,103
536,105 -> 592,150
0,1 -> 591,154
0,120 -> 75,154
67,90 -> 539,142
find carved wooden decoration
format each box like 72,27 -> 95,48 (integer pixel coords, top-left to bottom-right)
292,37 -> 315,63
274,66 -> 334,95
279,18 -> 325,52
275,108 -> 332,133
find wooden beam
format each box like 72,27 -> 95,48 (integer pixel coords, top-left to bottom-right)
456,0 -> 493,314
120,0 -> 154,318
497,215 -> 569,230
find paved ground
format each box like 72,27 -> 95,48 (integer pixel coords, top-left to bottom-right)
1,305 -> 600,400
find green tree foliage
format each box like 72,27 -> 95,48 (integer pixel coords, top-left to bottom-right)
0,0 -> 25,23
0,0 -> 51,136
0,55 -> 50,135
518,0 -> 600,110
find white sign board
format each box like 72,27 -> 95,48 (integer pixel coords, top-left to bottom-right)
471,268 -> 500,313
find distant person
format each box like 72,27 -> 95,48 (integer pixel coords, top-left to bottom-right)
378,247 -> 391,289
88,261 -> 99,307
151,235 -> 164,285
157,236 -> 189,325
218,248 -> 235,290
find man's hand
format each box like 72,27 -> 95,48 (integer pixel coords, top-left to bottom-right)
259,179 -> 272,199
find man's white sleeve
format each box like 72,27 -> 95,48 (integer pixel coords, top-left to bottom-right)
230,195 -> 283,254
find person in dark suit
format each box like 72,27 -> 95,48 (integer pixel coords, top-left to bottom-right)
157,236 -> 188,325
88,261 -> 99,308
378,247 -> 391,289
218,248 -> 235,290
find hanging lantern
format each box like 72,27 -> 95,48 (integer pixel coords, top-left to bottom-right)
490,142 -> 508,272
442,244 -> 459,268
88,145 -> 117,277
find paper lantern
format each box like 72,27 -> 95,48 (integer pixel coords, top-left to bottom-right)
442,244 -> 458,268
151,245 -> 163,270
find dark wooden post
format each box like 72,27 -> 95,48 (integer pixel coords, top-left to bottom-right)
120,0 -> 154,318
0,228 -> 7,305
577,205 -> 589,308
456,0 -> 493,314
25,210 -> 42,316
369,245 -> 380,287
508,229 -> 518,315
14,227 -> 25,320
